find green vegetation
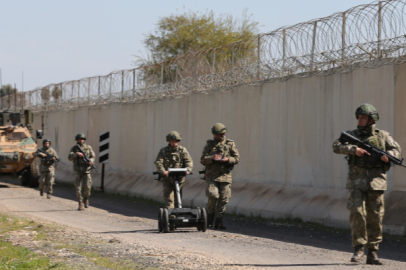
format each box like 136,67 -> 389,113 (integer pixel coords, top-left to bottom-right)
136,9 -> 259,65
0,84 -> 18,97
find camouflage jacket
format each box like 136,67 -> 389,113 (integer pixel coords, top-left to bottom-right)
333,125 -> 401,190
34,147 -> 58,172
200,137 -> 240,183
68,143 -> 95,174
154,145 -> 193,184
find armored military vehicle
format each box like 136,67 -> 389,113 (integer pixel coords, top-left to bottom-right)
0,110 -> 40,187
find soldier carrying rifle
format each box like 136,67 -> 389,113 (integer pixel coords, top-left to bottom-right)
333,104 -> 402,265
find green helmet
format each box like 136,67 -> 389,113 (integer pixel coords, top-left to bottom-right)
75,133 -> 86,140
166,131 -> 182,142
211,123 -> 227,134
355,103 -> 379,122
43,138 -> 51,145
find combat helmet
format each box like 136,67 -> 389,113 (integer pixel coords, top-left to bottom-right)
355,103 -> 379,122
211,123 -> 227,134
43,138 -> 51,145
75,133 -> 86,140
166,131 -> 182,142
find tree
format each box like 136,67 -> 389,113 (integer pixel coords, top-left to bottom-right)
41,87 -> 50,102
0,84 -> 18,97
52,85 -> 62,100
135,9 -> 259,65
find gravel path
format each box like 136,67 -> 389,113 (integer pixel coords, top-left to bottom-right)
0,176 -> 405,269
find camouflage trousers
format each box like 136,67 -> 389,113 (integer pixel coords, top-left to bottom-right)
74,172 -> 92,202
162,181 -> 183,209
39,170 -> 55,194
347,188 -> 384,250
206,181 -> 231,218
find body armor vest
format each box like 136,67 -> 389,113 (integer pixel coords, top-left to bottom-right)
348,130 -> 388,169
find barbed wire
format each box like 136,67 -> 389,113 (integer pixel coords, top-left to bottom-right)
2,0 -> 406,112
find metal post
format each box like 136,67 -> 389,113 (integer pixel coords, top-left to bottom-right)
231,46 -> 235,79
257,36 -> 261,80
60,83 -> 63,105
311,21 -> 317,71
121,70 -> 124,99
132,69 -> 135,97
77,80 -> 80,107
88,78 -> 91,105
98,76 -> 100,96
109,74 -> 112,95
342,12 -> 346,64
101,163 -> 105,192
14,83 -> 16,109
283,29 -> 286,72
378,1 -> 382,57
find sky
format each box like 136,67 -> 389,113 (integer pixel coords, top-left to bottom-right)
0,0 -> 373,91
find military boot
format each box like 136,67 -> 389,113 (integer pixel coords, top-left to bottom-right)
214,218 -> 226,230
47,193 -> 51,199
366,249 -> 383,265
350,245 -> 364,262
40,188 -> 44,196
207,214 -> 214,229
84,197 -> 89,208
78,201 -> 84,211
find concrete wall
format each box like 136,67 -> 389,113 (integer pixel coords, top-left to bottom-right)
33,63 -> 406,235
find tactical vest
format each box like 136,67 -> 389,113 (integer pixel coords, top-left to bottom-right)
348,130 -> 389,170
40,147 -> 56,167
207,139 -> 235,171
72,144 -> 93,166
163,146 -> 186,169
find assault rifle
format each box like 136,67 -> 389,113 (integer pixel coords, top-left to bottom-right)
339,131 -> 406,168
199,169 -> 206,180
36,149 -> 64,165
75,144 -> 99,174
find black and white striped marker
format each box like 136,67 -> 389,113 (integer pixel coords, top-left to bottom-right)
99,132 -> 109,163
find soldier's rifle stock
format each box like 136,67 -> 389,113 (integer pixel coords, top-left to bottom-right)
75,145 -> 99,174
339,131 -> 406,168
36,149 -> 64,165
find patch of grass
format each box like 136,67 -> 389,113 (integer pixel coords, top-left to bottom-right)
0,241 -> 62,269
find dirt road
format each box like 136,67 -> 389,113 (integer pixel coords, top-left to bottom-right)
0,176 -> 405,269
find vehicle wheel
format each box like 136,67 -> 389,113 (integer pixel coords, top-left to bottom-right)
158,208 -> 163,232
28,158 -> 40,188
201,208 -> 207,232
163,209 -> 170,233
196,207 -> 202,231
20,169 -> 30,186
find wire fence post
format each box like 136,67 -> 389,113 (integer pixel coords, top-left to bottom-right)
257,36 -> 261,80
160,65 -> 164,85
98,76 -> 101,96
121,70 -> 124,100
378,1 -> 383,57
283,29 -> 286,73
311,21 -> 317,71
77,80 -> 80,107
133,69 -> 136,98
342,12 -> 346,64
88,78 -> 91,105
231,46 -> 235,80
109,74 -> 112,96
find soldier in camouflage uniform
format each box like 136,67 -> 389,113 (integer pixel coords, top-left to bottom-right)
34,139 -> 58,199
154,131 -> 193,209
201,123 -> 240,230
68,133 -> 96,211
333,104 -> 401,265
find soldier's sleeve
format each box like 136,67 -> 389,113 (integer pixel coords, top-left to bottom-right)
200,142 -> 213,165
228,141 -> 240,165
154,148 -> 166,174
68,146 -> 77,161
383,132 -> 401,159
88,146 -> 95,163
182,148 -> 193,172
332,131 -> 357,155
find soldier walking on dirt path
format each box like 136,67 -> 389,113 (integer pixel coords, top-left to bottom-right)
333,104 -> 402,265
34,139 -> 58,199
201,123 -> 240,230
68,133 -> 95,211
154,131 -> 193,210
